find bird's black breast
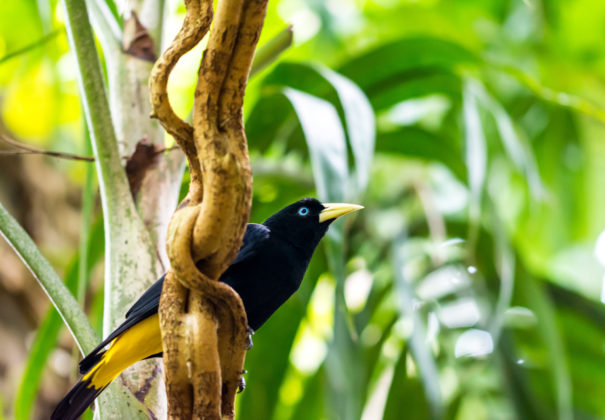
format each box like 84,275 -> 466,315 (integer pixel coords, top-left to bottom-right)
221,235 -> 309,330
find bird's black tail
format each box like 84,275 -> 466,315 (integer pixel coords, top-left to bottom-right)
50,377 -> 105,420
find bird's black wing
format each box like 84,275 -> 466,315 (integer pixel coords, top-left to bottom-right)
79,223 -> 269,374
124,276 -> 164,319
230,223 -> 270,265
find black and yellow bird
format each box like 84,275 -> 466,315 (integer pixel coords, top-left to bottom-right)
52,198 -> 362,420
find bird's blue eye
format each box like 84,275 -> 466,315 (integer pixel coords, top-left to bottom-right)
298,207 -> 309,216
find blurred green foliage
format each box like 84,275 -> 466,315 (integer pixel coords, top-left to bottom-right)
2,0 -> 605,419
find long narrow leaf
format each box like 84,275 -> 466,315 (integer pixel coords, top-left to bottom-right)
316,66 -> 376,196
487,198 -> 516,346
462,79 -> 487,247
282,88 -> 348,203
383,346 -> 430,420
0,30 -> 61,65
474,82 -> 544,198
283,86 -> 363,419
15,214 -> 104,420
14,309 -> 62,420
58,0 -> 155,414
393,234 -> 444,420
520,276 -> 573,420
250,26 -> 294,77
0,203 -> 98,352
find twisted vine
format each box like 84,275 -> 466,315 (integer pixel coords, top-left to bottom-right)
149,0 -> 268,418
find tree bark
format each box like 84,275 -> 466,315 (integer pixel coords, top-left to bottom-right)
149,0 -> 269,417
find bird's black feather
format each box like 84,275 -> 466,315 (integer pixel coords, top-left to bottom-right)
51,377 -> 104,420
57,198 -> 357,419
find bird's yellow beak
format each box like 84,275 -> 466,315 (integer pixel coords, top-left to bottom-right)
319,203 -> 364,223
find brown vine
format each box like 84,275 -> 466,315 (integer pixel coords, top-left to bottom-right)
148,0 -> 268,418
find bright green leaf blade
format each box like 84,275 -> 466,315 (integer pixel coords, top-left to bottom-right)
548,284 -> 605,417
474,82 -> 544,198
338,36 -> 478,92
0,202 -> 98,353
486,198 -> 516,346
15,309 -> 62,420
338,37 -> 477,112
0,30 -> 61,65
519,276 -> 573,420
376,127 -> 466,181
282,88 -> 348,203
0,204 -> 146,418
15,215 -> 104,420
316,66 -> 376,195
462,79 -> 487,245
499,333 -> 551,420
393,235 -> 444,420
383,346 -> 431,420
290,367 -> 326,420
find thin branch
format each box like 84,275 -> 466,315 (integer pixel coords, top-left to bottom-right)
149,0 -> 213,193
0,134 -> 94,162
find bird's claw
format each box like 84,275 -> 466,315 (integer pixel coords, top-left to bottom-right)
237,370 -> 247,393
245,327 -> 255,350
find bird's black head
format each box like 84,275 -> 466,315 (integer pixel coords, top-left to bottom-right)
263,198 -> 362,256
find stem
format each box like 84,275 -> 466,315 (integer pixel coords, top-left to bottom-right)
0,203 -> 98,354
60,0 -> 157,417
250,26 -> 293,77
62,0 -> 131,206
77,123 -> 95,303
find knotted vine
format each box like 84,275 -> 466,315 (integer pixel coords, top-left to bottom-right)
149,0 -> 268,417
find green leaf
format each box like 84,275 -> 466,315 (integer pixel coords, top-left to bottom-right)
376,127 -> 466,181
339,36 -> 478,92
14,309 -> 62,420
547,284 -> 605,417
462,79 -> 487,245
473,81 -> 544,198
518,276 -> 573,420
246,93 -> 303,154
393,235 -> 444,420
486,197 -> 516,346
499,332 -> 551,420
383,346 -> 431,420
0,203 -> 98,353
14,217 -> 104,420
0,30 -> 61,65
338,37 -> 477,111
316,66 -> 376,196
290,368 -> 326,420
282,88 -> 348,202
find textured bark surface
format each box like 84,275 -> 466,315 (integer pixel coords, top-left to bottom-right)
149,0 -> 269,417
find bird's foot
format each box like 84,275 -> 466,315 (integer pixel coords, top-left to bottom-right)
237,370 -> 248,393
245,327 -> 255,350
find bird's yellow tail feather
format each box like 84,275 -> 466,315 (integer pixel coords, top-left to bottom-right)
52,314 -> 162,420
